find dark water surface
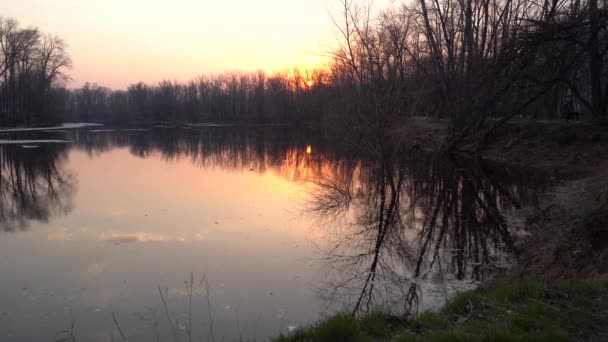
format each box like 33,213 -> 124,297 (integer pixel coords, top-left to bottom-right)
0,125 -> 547,341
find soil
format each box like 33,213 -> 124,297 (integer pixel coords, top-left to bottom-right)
507,175 -> 608,280
483,120 -> 608,179
482,120 -> 608,280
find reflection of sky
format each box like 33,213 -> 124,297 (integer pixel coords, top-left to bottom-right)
0,148 -> 327,341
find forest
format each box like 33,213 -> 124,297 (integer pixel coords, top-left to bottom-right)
1,0 -> 607,138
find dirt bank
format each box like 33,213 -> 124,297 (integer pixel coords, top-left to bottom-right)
483,120 -> 608,178
506,173 -> 608,281
389,118 -> 608,178
391,118 -> 608,281
482,121 -> 608,280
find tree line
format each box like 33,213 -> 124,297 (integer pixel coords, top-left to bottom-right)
61,69 -> 330,124
0,17 -> 336,125
2,0 -> 607,137
327,0 -> 608,149
0,17 -> 71,125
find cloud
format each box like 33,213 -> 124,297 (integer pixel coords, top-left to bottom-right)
45,227 -> 73,241
100,232 -> 184,243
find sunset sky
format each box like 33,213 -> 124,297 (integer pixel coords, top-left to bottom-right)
4,0 -> 347,89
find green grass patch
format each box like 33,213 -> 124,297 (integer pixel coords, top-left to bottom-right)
273,280 -> 608,341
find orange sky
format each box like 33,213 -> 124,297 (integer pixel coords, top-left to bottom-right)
5,0 -> 349,89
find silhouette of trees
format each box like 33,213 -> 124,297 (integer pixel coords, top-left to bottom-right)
0,17 -> 334,126
0,17 -> 71,125
305,139 -> 546,315
0,119 -> 547,315
2,0 -> 608,140
57,69 -> 328,124
326,0 -> 608,149
0,144 -> 75,232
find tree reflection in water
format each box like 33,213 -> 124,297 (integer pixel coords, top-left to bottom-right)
303,141 -> 547,316
0,127 -> 547,318
0,144 -> 75,232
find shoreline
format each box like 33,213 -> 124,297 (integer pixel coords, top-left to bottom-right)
274,280 -> 608,341
277,120 -> 608,341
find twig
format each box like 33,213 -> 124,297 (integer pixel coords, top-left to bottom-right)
111,312 -> 128,342
188,272 -> 193,342
234,307 -> 243,342
204,277 -> 216,342
69,307 -> 75,338
158,285 -> 180,342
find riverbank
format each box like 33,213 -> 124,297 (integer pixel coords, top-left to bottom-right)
274,280 -> 608,341
388,118 -> 608,179
277,119 -> 608,341
482,120 -> 608,281
275,180 -> 608,340
483,120 -> 608,178
509,172 -> 608,281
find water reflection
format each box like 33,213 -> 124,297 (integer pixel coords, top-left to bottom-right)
0,144 -> 75,232
0,126 -> 547,340
305,144 -> 546,315
0,127 -> 331,233
1,128 -> 545,307
70,127 -> 328,177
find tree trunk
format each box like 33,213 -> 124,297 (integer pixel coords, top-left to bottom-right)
588,0 -> 604,120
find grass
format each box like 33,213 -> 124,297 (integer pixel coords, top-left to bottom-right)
273,280 -> 608,341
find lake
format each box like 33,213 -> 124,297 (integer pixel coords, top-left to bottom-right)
0,125 -> 547,341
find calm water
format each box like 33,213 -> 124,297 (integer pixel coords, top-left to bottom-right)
0,125 -> 546,341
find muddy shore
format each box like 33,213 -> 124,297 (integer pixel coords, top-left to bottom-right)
391,118 -> 608,281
